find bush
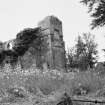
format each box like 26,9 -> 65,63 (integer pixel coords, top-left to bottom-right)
7,87 -> 26,98
65,71 -> 103,96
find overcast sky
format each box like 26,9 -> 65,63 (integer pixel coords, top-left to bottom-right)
0,0 -> 105,61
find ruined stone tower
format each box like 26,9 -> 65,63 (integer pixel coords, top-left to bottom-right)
38,16 -> 66,70
0,16 -> 66,71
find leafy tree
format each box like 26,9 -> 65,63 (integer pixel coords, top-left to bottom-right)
81,0 -> 105,29
66,33 -> 98,70
66,47 -> 76,69
75,35 -> 86,58
82,33 -> 98,67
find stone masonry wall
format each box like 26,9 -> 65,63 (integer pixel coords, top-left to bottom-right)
0,16 -> 66,71
38,16 -> 66,71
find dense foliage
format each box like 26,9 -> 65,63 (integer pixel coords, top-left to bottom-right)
81,0 -> 105,29
14,27 -> 40,55
0,27 -> 42,65
67,33 -> 98,70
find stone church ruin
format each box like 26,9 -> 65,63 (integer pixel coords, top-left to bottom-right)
0,16 -> 66,71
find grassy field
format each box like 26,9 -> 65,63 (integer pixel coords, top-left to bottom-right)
0,68 -> 105,105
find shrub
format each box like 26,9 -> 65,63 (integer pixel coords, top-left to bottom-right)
7,87 -> 26,98
65,71 -> 102,96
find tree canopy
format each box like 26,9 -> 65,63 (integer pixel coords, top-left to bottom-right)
81,0 -> 105,29
66,33 -> 98,70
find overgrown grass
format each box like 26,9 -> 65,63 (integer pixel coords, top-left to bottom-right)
0,66 -> 105,104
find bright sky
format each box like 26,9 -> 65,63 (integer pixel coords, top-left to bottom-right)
0,0 -> 105,61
